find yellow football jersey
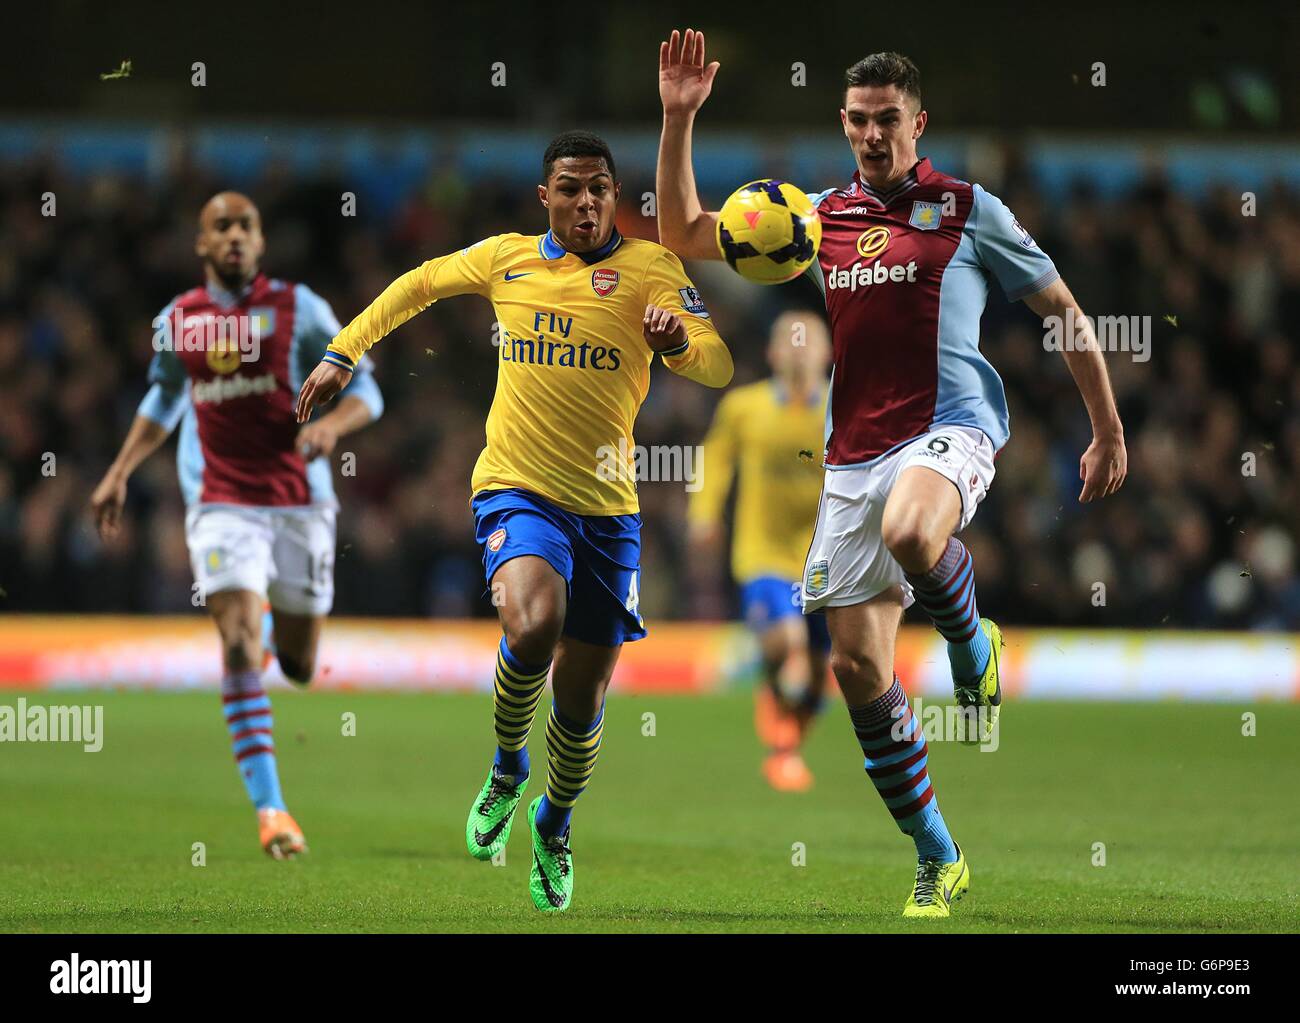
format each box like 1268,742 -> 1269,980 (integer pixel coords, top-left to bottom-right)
689,379 -> 827,582
326,230 -> 732,515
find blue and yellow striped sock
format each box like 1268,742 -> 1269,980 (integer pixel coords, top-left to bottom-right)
848,677 -> 957,863
905,537 -> 992,684
534,703 -> 604,839
492,637 -> 550,782
221,669 -> 285,812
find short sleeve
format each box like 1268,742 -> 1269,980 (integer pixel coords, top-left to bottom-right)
969,184 -> 1060,302
138,300 -> 190,430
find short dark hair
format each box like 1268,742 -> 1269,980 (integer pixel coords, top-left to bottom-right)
844,52 -> 921,108
542,131 -> 616,182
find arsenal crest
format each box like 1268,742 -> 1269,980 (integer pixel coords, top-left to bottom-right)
591,269 -> 619,297
487,528 -> 507,552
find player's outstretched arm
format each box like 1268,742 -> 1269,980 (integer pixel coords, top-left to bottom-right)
657,27 -> 723,261
1024,279 -> 1128,503
298,240 -> 497,424
90,415 -> 170,540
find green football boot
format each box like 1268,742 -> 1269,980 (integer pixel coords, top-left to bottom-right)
527,796 -> 573,912
953,617 -> 1003,745
465,767 -> 527,861
902,844 -> 970,919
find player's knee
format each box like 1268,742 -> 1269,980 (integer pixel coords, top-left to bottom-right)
222,632 -> 260,673
830,648 -> 891,699
881,508 -> 945,573
213,609 -> 260,672
501,598 -> 564,665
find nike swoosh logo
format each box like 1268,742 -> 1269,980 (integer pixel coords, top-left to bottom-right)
473,818 -> 509,847
503,271 -> 532,282
535,851 -> 567,907
943,859 -> 967,902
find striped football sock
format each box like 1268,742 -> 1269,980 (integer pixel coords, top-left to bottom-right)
534,703 -> 604,839
492,637 -> 550,782
848,677 -> 957,863
221,669 -> 285,812
905,537 -> 992,684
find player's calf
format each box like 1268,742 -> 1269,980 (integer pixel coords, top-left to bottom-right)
276,653 -> 315,687
268,610 -> 323,688
905,537 -> 994,693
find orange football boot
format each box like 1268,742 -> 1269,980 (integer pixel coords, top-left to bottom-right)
258,808 -> 307,860
763,751 -> 814,792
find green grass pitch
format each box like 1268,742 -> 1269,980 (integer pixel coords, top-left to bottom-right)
1,690 -> 1296,933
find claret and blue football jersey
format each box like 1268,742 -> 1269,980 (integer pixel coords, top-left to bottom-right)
805,158 -> 1059,468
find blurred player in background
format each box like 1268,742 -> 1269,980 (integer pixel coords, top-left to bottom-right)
657,30 -> 1126,917
689,310 -> 831,792
295,131 -> 732,911
90,192 -> 384,859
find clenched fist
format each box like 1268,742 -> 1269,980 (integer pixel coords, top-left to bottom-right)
642,305 -> 688,353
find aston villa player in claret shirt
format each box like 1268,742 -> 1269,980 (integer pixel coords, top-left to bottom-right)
656,29 -> 1127,918
90,192 -> 384,860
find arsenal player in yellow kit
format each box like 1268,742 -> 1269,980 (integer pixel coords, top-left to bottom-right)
296,131 -> 731,912
689,311 -> 831,792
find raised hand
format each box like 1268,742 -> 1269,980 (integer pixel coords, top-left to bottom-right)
659,28 -> 720,117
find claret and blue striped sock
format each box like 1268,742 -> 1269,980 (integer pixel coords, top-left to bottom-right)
847,677 -> 957,863
491,637 -> 550,784
221,669 -> 285,812
905,537 -> 992,684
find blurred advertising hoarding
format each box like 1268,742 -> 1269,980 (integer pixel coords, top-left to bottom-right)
0,618 -> 1295,701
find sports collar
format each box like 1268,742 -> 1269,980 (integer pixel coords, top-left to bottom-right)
539,227 -> 624,264
851,157 -> 933,203
206,272 -> 264,307
772,378 -> 828,408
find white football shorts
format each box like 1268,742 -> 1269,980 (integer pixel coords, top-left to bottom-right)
185,504 -> 337,616
801,425 -> 996,612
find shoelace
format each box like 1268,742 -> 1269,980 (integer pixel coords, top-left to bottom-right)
480,775 -> 518,815
544,834 -> 572,877
912,859 -> 944,906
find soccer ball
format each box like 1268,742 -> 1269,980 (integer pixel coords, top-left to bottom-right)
716,180 -> 822,284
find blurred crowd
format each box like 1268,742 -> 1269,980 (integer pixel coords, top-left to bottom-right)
0,145 -> 1297,629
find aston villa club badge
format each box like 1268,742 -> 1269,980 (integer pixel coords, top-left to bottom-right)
909,201 -> 943,231
591,269 -> 620,297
